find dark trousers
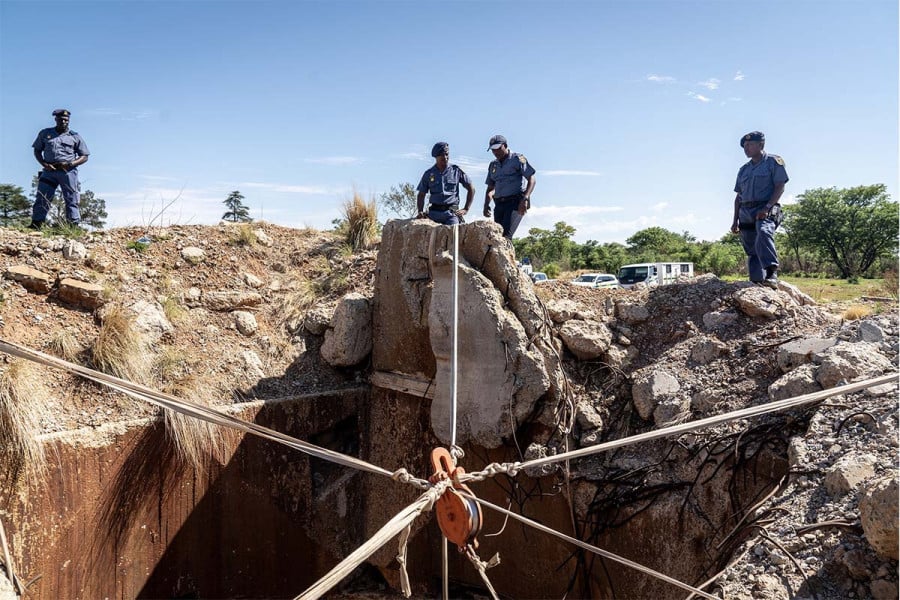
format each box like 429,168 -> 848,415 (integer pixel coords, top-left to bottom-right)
34,169 -> 81,224
493,194 -> 524,239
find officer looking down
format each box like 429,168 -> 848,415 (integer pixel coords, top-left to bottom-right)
30,109 -> 90,229
483,134 -> 536,239
731,130 -> 788,289
416,142 -> 475,225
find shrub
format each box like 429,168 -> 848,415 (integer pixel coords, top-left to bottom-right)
230,223 -> 257,247
0,361 -> 49,483
126,240 -> 149,253
842,304 -> 873,320
341,192 -> 379,251
544,263 -> 561,279
91,306 -> 151,383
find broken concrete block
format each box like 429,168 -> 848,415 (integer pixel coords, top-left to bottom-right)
4,264 -> 53,293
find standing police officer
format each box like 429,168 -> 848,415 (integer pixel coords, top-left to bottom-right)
30,109 -> 90,229
416,142 -> 475,225
731,131 -> 788,288
482,135 -> 536,239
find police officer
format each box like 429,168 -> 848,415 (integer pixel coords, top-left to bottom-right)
416,142 -> 475,225
482,135 -> 536,239
731,131 -> 788,288
30,109 -> 90,229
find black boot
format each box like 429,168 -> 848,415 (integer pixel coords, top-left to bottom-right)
763,266 -> 779,289
26,220 -> 44,230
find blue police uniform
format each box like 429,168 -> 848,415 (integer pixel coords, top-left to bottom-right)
734,152 -> 789,282
486,152 -> 535,238
417,164 -> 472,225
32,127 -> 90,224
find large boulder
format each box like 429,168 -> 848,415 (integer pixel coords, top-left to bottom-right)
57,278 -> 105,310
734,286 -> 796,319
776,337 -> 837,373
816,341 -> 894,388
768,364 -> 821,401
859,476 -> 899,560
4,265 -> 53,293
824,452 -> 877,496
321,293 -> 373,367
125,299 -> 173,343
558,319 -> 612,360
632,369 -> 681,421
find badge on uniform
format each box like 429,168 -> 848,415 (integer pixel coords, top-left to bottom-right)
518,155 -> 527,164
430,175 -> 434,182
774,156 -> 785,166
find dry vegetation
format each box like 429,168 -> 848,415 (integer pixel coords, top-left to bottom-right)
0,361 -> 49,482
91,306 -> 151,384
341,192 -> 379,251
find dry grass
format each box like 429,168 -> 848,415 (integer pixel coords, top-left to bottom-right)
882,270 -> 898,299
341,192 -> 379,251
0,361 -> 50,483
160,295 -> 185,323
230,223 -> 257,247
277,278 -> 318,333
91,305 -> 151,384
842,304 -> 873,320
161,377 -> 232,468
47,328 -> 82,362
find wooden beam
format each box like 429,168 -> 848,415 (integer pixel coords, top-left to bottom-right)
370,371 -> 434,399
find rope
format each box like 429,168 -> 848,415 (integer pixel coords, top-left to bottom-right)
464,545 -> 501,600
295,482 -> 448,600
396,525 -> 412,597
0,338 -> 407,484
461,373 -> 898,481
460,491 -> 719,600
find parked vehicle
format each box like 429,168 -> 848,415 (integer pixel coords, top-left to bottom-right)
617,262 -> 694,289
570,273 -> 620,289
530,272 -> 549,284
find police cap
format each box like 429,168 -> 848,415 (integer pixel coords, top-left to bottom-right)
431,142 -> 449,157
52,109 -> 71,117
488,134 -> 507,151
740,131 -> 764,147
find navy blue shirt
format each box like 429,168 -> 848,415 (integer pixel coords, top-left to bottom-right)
734,153 -> 788,204
485,152 -> 535,198
417,164 -> 472,208
33,127 -> 90,163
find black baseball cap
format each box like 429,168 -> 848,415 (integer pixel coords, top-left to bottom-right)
488,134 -> 507,150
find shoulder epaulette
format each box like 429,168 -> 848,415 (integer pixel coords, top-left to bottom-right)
770,154 -> 785,166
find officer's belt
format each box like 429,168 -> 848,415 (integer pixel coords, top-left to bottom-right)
738,222 -> 757,231
494,193 -> 524,203
740,200 -> 770,206
429,204 -> 457,211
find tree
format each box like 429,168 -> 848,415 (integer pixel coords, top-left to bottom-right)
222,190 -> 252,223
378,182 -> 417,219
784,185 -> 898,279
0,184 -> 31,227
514,222 -> 577,268
626,227 -> 690,261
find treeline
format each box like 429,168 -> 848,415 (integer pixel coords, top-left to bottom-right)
514,184 -> 898,282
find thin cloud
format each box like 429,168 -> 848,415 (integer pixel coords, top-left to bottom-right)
734,71 -> 745,81
239,181 -> 341,195
688,92 -> 711,103
698,78 -> 720,90
396,151 -> 428,161
304,156 -> 363,166
542,170 -> 602,177
454,155 -> 489,174
651,202 -> 669,211
86,108 -> 157,120
646,74 -> 676,83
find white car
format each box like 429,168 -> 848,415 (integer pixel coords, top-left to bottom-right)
531,272 -> 550,284
570,273 -> 620,289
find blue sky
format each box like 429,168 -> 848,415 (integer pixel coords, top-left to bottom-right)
1,0 -> 897,243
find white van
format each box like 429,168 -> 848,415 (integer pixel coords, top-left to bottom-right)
618,262 -> 694,289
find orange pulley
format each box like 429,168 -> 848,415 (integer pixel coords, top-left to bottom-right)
429,447 -> 483,551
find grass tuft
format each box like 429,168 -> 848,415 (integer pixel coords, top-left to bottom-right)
161,378 -> 232,468
277,278 -> 318,332
842,304 -> 873,320
47,328 -> 82,362
0,361 -> 49,482
230,223 -> 257,247
341,192 -> 379,251
91,305 -> 151,383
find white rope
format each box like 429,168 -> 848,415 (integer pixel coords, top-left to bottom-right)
461,373 -> 898,481
464,545 -> 501,600
461,491 -> 719,600
396,525 -> 412,597
295,483 -> 447,600
0,338 -> 416,485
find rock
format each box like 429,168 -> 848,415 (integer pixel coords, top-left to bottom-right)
816,342 -> 894,388
632,370 -> 681,420
788,438 -> 808,468
691,389 -> 720,412
321,293 -> 373,367
242,272 -> 264,289
615,301 -> 650,325
545,298 -> 578,323
857,321 -> 885,343
4,265 -> 53,293
690,337 -> 728,364
180,246 -> 205,264
859,476 -> 899,560
603,343 -> 634,371
57,278 -> 105,309
653,396 -> 691,427
575,399 -> 604,430
241,350 -> 265,380
768,364 -> 821,401
579,429 -> 603,446
735,286 -> 796,319
870,579 -> 899,600
825,452 -> 877,496
203,290 -> 263,312
559,319 -> 612,360
125,300 -> 173,343
303,305 -> 334,335
233,310 -> 258,336
185,287 -> 202,306
62,239 -> 88,261
776,337 -> 837,373
776,280 -> 816,306
254,229 -> 273,247
702,310 -> 738,330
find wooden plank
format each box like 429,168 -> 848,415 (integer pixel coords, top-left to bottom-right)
370,371 -> 434,399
